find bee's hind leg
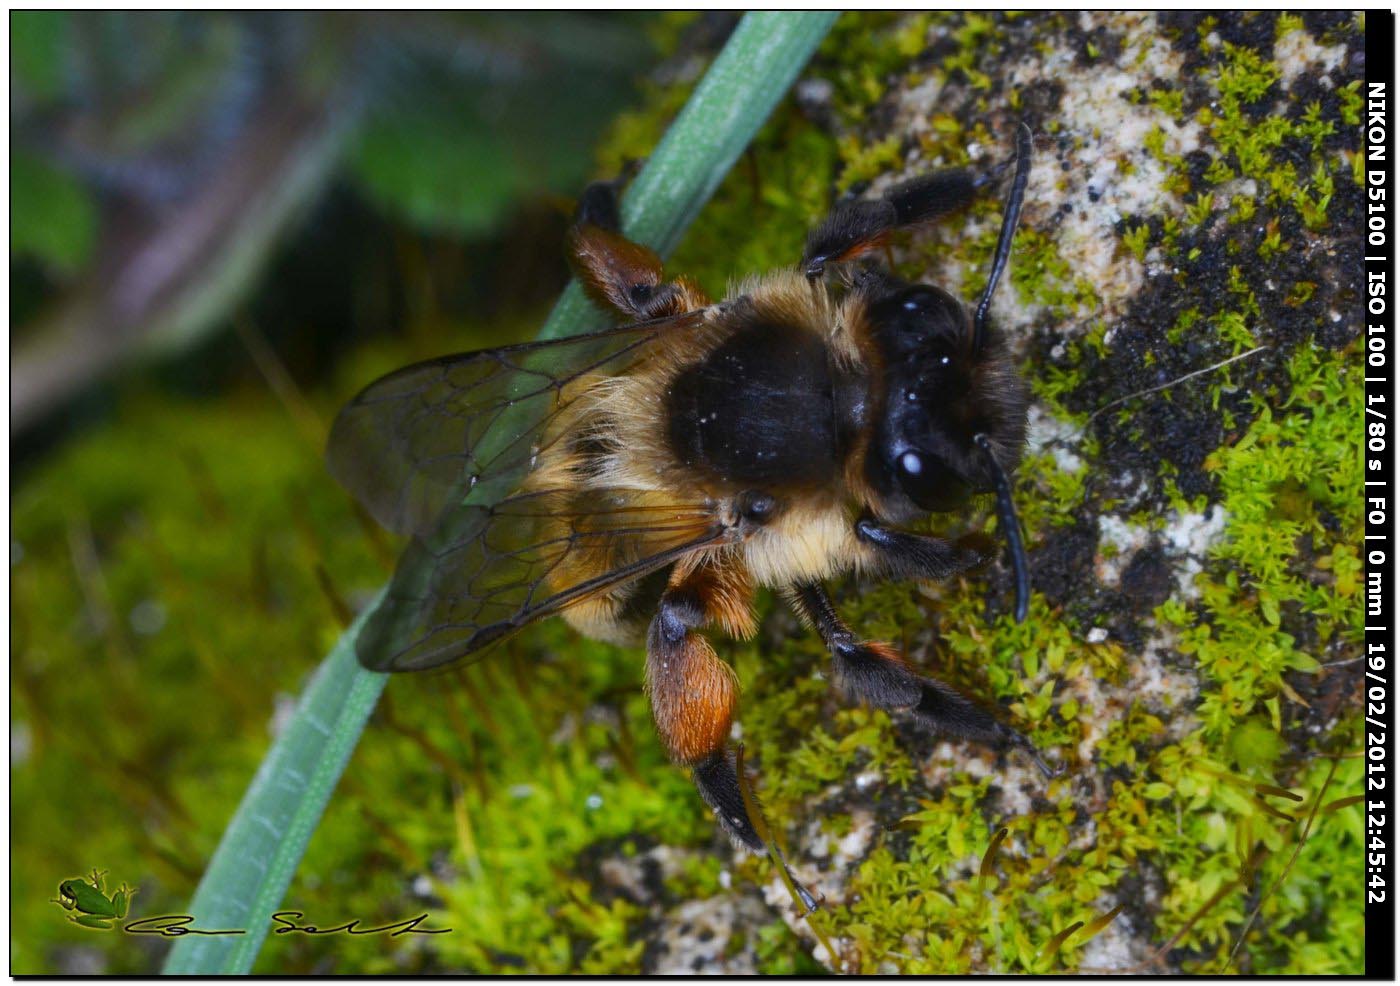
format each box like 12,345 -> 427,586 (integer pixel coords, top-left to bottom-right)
645,562 -> 820,909
790,582 -> 1059,779
567,179 -> 710,320
645,568 -> 764,851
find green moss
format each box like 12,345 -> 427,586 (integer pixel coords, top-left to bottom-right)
1274,12 -> 1306,39
12,393 -> 388,973
1187,344 -> 1364,706
1218,41 -> 1281,103
818,12 -> 934,123
1122,222 -> 1151,261
1147,86 -> 1185,120
835,134 -> 903,191
1007,226 -> 1101,318
942,13 -> 1002,91
1257,219 -> 1288,260
1181,33 -> 1349,238
1185,192 -> 1215,227
754,920 -> 828,974
1338,80 -> 1363,127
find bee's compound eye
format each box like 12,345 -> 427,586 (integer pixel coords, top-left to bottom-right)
900,450 -> 924,477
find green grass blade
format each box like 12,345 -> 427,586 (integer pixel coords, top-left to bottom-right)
162,597 -> 387,973
162,11 -> 836,975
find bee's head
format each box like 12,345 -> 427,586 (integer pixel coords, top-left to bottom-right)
849,124 -> 1034,621
861,280 -> 1028,522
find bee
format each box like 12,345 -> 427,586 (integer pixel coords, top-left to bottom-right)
328,123 -> 1055,862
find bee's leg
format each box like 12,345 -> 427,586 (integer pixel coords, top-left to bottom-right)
802,168 -> 981,280
790,581 -> 1059,778
856,514 -> 1029,623
573,173 -> 631,232
568,180 -> 711,320
645,567 -> 767,851
802,125 -> 1031,281
853,517 -> 995,581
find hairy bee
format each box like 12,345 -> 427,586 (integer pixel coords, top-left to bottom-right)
328,124 -> 1054,860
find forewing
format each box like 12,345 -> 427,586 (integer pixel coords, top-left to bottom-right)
358,488 -> 726,671
326,311 -> 707,536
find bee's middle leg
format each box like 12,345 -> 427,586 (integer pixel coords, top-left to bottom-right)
645,566 -> 767,852
790,581 -> 1058,778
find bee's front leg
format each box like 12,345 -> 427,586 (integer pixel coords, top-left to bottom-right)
801,163 -> 1001,281
791,581 -> 1059,779
857,514 -> 1030,623
854,517 -> 994,581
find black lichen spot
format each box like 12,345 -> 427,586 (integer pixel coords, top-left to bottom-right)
1183,150 -> 1214,189
1013,78 -> 1066,126
1029,516 -> 1099,614
1300,11 -> 1355,39
1119,547 -> 1175,609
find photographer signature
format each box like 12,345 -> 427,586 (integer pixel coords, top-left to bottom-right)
53,869 -> 452,938
121,911 -> 451,938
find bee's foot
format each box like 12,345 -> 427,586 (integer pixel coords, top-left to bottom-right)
952,531 -> 997,570
787,868 -> 821,915
1000,724 -> 1062,780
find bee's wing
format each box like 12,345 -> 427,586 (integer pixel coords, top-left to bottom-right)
359,488 -> 727,671
327,311 -> 708,537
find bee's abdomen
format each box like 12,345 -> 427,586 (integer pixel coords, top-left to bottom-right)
665,322 -> 841,488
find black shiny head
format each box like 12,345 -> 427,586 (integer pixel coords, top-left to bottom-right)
859,277 -> 1030,621
859,123 -> 1036,620
863,281 -> 1028,520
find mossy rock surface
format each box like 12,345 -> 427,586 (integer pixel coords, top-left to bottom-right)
602,10 -> 1365,974
11,11 -> 1364,975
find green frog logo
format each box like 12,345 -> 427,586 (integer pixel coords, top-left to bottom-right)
52,869 -> 136,930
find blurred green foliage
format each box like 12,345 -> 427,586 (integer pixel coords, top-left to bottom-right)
10,149 -> 97,274
347,20 -> 642,237
10,11 -> 647,275
12,10 -> 69,98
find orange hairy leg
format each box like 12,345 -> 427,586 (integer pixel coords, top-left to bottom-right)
644,560 -> 769,851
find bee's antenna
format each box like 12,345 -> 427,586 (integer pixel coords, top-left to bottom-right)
973,122 -> 1033,355
973,433 -> 1029,623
